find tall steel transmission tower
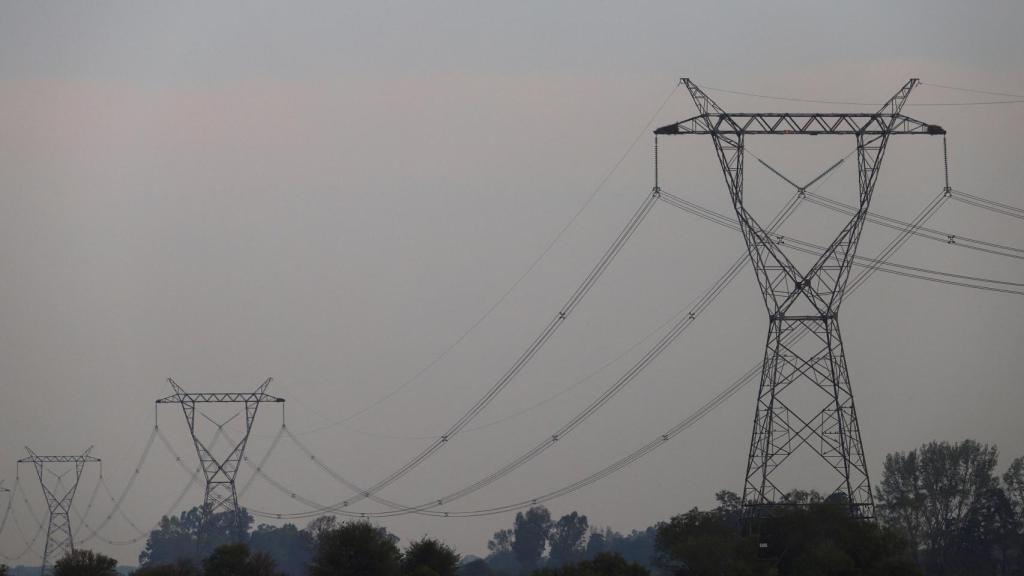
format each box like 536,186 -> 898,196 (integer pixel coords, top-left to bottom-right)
656,79 -> 944,519
19,447 -> 101,573
156,378 -> 283,543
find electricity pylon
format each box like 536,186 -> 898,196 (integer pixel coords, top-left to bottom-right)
19,447 -> 101,574
156,378 -> 283,544
656,79 -> 944,519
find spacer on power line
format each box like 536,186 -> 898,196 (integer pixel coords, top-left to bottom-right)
656,78 -> 944,521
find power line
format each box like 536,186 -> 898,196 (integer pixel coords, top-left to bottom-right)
290,81 -> 683,437
705,84 -> 1024,106
245,183 -> 812,520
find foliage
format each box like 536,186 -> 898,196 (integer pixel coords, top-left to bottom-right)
138,507 -> 253,566
404,537 -> 460,576
201,543 -> 281,576
130,559 -> 199,576
548,512 -> 588,567
582,526 -> 656,567
458,558 -> 494,576
249,522 -> 314,576
308,520 -> 402,576
654,507 -> 763,576
305,516 -> 339,543
530,552 -> 648,576
654,496 -> 919,576
512,507 -> 552,573
877,439 -> 1024,575
487,529 -> 513,555
53,549 -> 119,576
761,503 -> 920,576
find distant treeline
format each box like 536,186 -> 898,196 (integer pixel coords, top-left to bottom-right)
4,438 -> 1021,576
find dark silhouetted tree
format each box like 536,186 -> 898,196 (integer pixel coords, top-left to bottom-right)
308,520 -> 401,576
487,529 -> 513,555
548,512 -> 588,567
876,449 -> 926,564
403,537 -> 460,576
249,522 -> 314,576
202,543 -> 281,576
138,507 -> 253,567
531,552 -> 648,576
512,506 -> 552,573
655,508 -> 763,576
305,515 -> 338,543
459,558 -> 494,576
53,549 -> 118,576
130,559 -> 199,576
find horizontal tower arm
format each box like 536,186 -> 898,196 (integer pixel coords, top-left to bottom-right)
655,112 -> 945,136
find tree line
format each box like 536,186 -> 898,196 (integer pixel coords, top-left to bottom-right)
2,438 -> 1020,575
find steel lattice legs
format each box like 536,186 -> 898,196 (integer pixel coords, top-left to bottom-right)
19,448 -> 100,574
156,378 -> 283,549
662,78 -> 940,519
742,317 -> 872,518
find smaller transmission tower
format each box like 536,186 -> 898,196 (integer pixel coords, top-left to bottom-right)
156,378 -> 283,544
19,447 -> 100,574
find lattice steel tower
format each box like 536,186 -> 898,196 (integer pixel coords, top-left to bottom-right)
157,378 -> 283,542
656,79 -> 944,518
19,447 -> 101,574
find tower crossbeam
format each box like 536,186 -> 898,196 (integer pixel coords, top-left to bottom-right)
19,447 -> 100,574
656,78 -> 944,519
156,378 -> 283,548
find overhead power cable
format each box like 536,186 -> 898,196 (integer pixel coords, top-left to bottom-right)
244,181 -> 812,520
949,188 -> 1024,221
284,191 -> 659,513
244,172 -> 953,520
291,82 -> 683,437
705,84 -> 1024,106
801,191 -> 1024,260
75,426 -> 218,547
659,191 -> 1024,295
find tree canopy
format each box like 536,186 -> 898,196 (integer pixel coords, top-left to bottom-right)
307,520 -> 402,576
53,549 -> 119,576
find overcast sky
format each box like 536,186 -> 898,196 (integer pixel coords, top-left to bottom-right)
1,0 -> 1023,566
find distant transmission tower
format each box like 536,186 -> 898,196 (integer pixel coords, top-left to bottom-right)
656,79 -> 944,518
156,378 -> 283,543
19,447 -> 101,573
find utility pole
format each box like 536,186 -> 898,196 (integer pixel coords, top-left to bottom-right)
156,378 -> 283,547
19,447 -> 101,574
655,79 -> 944,519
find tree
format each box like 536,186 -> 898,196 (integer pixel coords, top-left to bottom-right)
512,506 -> 552,572
876,449 -> 926,564
655,508 -> 764,576
308,520 -> 402,576
487,529 -> 513,555
138,507 -> 254,566
53,549 -> 118,576
0,564 -> 6,576
1004,456 -> 1024,526
459,558 -> 494,576
202,543 -> 281,576
403,537 -> 460,576
531,552 -> 649,576
130,559 -> 199,576
305,515 -> 339,543
548,512 -> 589,567
583,531 -> 605,560
249,523 -> 314,576
761,503 -> 919,576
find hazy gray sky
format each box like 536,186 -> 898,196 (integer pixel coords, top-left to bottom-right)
1,0 -> 1023,566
